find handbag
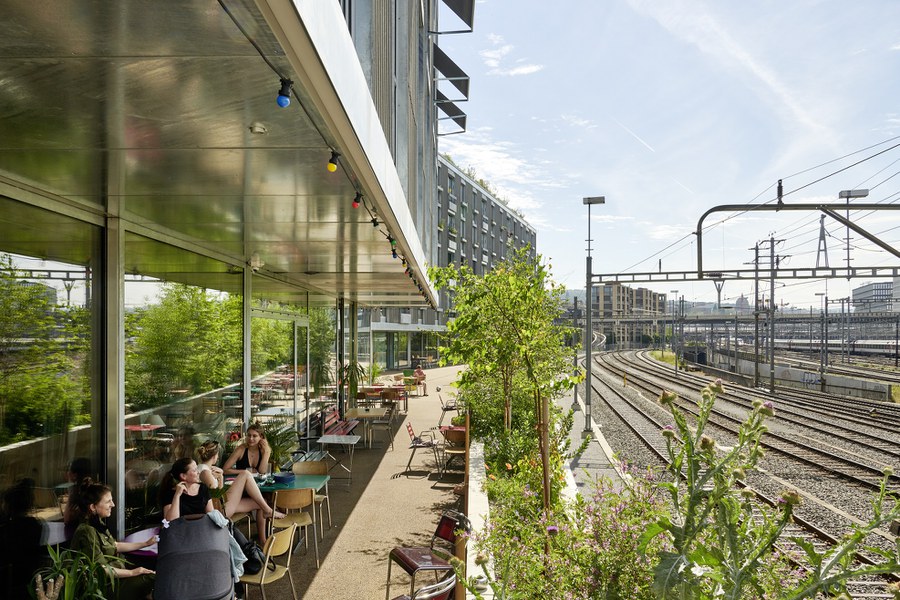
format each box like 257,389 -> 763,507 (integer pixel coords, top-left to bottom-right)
241,540 -> 266,575
230,522 -> 268,575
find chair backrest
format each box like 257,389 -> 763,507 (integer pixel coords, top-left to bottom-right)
432,510 -> 471,547
412,572 -> 457,600
292,460 -> 328,476
273,488 -> 314,511
406,422 -> 417,441
262,522 -> 296,565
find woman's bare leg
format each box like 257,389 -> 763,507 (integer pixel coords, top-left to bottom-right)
223,470 -> 279,518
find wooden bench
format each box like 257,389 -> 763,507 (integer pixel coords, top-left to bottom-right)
321,407 -> 359,437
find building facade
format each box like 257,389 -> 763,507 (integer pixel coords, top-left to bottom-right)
360,156 -> 537,370
592,283 -> 667,348
852,281 -> 896,313
0,0 -> 473,542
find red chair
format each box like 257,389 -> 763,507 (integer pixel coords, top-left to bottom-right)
385,510 -> 470,600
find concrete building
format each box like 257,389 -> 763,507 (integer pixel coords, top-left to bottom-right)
592,283 -> 667,348
359,155 -> 537,370
0,0 -> 474,539
852,281 -> 895,313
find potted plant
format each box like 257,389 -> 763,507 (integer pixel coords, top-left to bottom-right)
37,545 -> 115,600
262,417 -> 296,471
338,360 -> 366,401
366,361 -> 382,386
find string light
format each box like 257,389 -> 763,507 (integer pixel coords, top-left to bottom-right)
352,192 -> 361,209
327,150 -> 340,173
276,78 -> 292,108
371,216 -> 379,227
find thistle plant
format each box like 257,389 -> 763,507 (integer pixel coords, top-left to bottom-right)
643,380 -> 900,599
640,381 -> 792,598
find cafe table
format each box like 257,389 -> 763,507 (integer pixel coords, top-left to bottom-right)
345,407 -> 388,448
255,474 -> 330,493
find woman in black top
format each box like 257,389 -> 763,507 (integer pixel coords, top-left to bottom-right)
159,458 -> 283,544
222,423 -> 270,475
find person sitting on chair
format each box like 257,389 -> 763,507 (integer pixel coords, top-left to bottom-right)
222,423 -> 270,476
162,456 -> 282,545
414,365 -> 427,396
68,479 -> 156,600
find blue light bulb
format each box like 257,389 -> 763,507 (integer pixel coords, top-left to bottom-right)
276,78 -> 293,108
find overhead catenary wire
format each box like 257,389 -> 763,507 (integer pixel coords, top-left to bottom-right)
621,136 -> 900,274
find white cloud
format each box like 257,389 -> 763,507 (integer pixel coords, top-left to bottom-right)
479,34 -> 543,76
625,0 -> 836,146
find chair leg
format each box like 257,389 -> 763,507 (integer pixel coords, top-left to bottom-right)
312,519 -> 320,568
287,570 -> 298,600
385,559 -> 393,600
405,446 -> 418,472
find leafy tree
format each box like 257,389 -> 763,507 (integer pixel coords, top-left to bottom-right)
0,255 -> 90,443
431,248 -> 581,514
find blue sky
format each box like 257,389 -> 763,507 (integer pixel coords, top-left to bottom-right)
438,1 -> 900,311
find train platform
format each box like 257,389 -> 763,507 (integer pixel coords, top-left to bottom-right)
559,370 -> 624,500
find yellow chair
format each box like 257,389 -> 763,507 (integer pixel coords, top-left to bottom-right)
239,523 -> 298,600
212,497 -> 252,539
270,488 -> 319,568
291,460 -> 332,535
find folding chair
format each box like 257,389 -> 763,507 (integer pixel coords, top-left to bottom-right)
270,488 -> 319,568
404,423 -> 442,476
385,510 -> 470,600
371,405 -> 396,450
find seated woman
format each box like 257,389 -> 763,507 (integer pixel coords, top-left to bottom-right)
414,365 -> 427,395
67,479 -> 155,600
159,457 -> 282,545
222,423 -> 270,476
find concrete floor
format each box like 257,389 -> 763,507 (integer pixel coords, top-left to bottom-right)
253,365 -> 467,600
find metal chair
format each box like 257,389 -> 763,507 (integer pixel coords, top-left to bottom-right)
385,511 -> 470,600
270,488 -> 319,568
371,405 -> 396,450
404,423 -> 442,476
435,387 -> 459,427
239,523 -> 298,600
291,460 -> 332,535
389,571 -> 456,600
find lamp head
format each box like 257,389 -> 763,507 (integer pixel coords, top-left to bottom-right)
276,78 -> 292,108
352,192 -> 361,209
327,150 -> 340,173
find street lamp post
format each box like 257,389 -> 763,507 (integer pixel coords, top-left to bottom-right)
670,290 -> 679,374
583,196 -> 605,432
815,292 -> 825,391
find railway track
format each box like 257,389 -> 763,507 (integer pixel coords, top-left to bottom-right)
598,352 -> 900,494
585,351 -> 899,597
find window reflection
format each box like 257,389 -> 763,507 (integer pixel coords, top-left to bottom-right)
122,281 -> 243,532
0,249 -> 98,576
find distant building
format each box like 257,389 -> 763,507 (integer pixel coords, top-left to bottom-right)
852,281 -> 895,313
358,156 -> 537,370
591,283 -> 666,348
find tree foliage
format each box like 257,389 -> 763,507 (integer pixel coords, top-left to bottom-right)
0,255 -> 89,443
431,248 -> 582,513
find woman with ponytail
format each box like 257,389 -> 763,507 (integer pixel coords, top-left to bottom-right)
159,456 -> 282,544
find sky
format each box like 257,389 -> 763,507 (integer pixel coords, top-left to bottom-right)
437,0 -> 900,312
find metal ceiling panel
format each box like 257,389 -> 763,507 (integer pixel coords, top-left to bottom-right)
0,0 -> 432,307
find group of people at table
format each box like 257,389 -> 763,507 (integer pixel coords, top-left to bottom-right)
61,422 -> 288,599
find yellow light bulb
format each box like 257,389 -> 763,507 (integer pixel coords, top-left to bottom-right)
327,162 -> 337,172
